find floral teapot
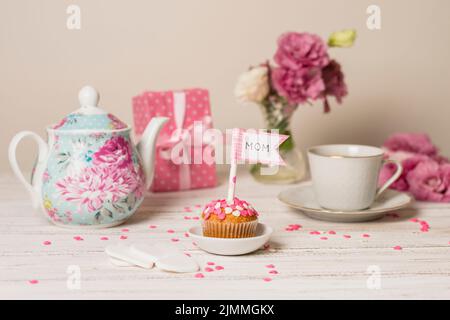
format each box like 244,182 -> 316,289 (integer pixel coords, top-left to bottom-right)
8,86 -> 168,228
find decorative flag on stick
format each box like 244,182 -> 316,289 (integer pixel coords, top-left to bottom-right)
227,128 -> 289,203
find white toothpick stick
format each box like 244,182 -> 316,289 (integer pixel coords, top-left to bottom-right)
227,128 -> 239,203
227,162 -> 237,203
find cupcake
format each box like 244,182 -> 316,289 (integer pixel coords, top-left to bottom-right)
201,197 -> 258,238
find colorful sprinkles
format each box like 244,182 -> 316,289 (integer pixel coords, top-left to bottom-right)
202,197 -> 258,220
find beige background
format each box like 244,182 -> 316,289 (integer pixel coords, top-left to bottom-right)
1,0 -> 449,173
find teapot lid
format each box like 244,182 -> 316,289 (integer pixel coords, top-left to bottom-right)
51,86 -> 128,131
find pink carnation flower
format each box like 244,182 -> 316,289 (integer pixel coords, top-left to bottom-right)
380,133 -> 449,202
274,32 -> 329,70
271,66 -> 325,105
383,133 -> 438,156
379,153 -> 429,191
406,161 -> 450,202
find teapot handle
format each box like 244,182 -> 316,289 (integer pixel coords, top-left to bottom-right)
8,131 -> 48,209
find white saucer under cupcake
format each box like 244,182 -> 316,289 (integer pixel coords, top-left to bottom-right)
278,184 -> 412,222
188,223 -> 272,256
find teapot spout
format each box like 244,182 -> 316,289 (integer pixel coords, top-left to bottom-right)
136,117 -> 168,190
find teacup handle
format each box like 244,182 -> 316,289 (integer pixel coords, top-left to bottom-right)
376,159 -> 403,199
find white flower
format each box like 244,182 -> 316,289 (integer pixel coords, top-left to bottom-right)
234,66 -> 270,104
66,140 -> 89,176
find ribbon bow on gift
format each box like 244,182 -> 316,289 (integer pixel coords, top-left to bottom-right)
156,91 -> 214,190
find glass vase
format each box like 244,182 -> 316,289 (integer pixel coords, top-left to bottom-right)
250,98 -> 307,184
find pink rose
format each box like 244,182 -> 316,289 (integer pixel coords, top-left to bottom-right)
383,133 -> 439,156
93,136 -> 132,169
406,161 -> 450,202
321,60 -> 348,112
271,66 -> 325,105
274,32 -> 329,70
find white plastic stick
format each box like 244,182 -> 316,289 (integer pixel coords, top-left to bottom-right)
227,129 -> 240,203
227,162 -> 237,203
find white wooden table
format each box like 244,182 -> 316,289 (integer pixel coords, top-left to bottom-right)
0,170 -> 449,300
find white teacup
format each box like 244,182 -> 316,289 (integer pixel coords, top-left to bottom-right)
307,144 -> 402,211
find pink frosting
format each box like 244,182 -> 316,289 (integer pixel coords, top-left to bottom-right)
202,197 -> 258,220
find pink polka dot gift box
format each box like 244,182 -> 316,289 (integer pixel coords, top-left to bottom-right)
132,89 -> 217,192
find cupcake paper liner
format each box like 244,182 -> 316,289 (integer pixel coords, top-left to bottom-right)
202,220 -> 258,238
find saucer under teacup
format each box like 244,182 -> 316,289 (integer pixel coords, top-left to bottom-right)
188,223 -> 272,256
278,184 -> 412,222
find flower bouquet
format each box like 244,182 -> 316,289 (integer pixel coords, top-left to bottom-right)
235,30 -> 356,183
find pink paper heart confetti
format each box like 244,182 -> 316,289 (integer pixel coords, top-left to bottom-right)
215,266 -> 224,271
410,218 -> 430,232
362,234 -> 371,238
121,228 -> 129,232
328,230 -> 336,235
100,236 -> 109,241
343,235 -> 351,239
148,225 -> 157,229
419,221 -> 430,232
285,224 -> 302,232
167,229 -> 175,233
194,273 -> 204,278
73,236 -> 84,241
28,279 -> 39,285
320,237 -> 328,240
269,270 -> 278,275
207,262 -> 215,266
119,235 -> 128,240
171,238 -> 179,242
263,277 -> 272,282
204,267 -> 214,272
265,264 -> 275,269
42,241 -> 52,246
393,245 -> 403,251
